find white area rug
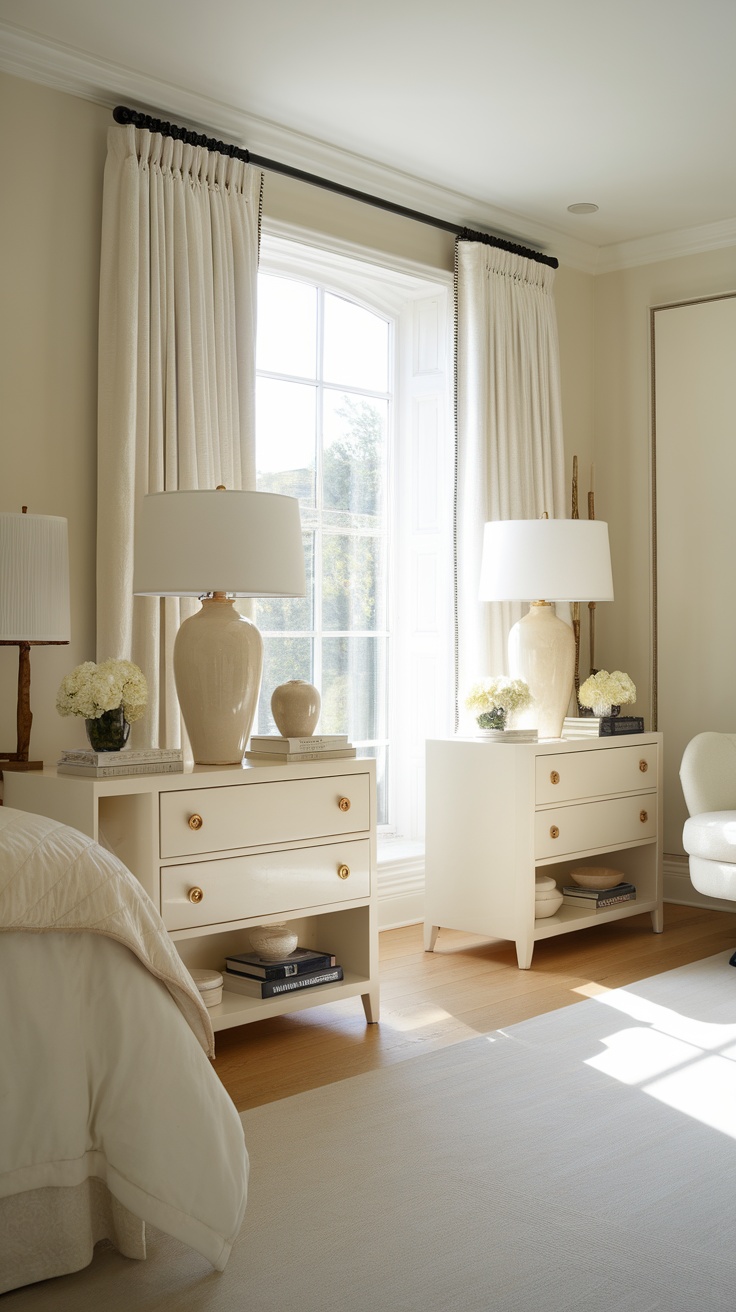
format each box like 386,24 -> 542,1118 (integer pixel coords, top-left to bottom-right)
7,950 -> 736,1312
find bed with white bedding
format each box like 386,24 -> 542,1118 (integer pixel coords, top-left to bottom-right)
0,805 -> 249,1294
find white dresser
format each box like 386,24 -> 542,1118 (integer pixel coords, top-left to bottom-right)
425,734 -> 663,968
4,758 -> 379,1030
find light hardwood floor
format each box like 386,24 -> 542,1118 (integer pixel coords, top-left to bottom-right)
214,903 -> 736,1112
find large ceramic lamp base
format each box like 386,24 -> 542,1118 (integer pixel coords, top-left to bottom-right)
508,602 -> 574,740
174,597 -> 263,765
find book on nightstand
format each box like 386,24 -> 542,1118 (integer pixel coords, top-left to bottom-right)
224,965 -> 344,998
244,748 -> 356,763
248,735 -> 350,754
57,747 -> 184,778
224,947 -> 337,980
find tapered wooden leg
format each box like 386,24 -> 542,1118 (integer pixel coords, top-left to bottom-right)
651,906 -> 664,933
361,987 -> 379,1024
424,923 -> 439,952
515,937 -> 534,969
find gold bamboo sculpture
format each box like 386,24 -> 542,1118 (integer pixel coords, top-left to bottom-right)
571,456 -> 581,700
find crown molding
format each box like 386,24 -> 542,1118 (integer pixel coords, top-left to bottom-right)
3,21 -> 735,277
0,21 -> 600,272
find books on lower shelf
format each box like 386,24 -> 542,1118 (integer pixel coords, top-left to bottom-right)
224,964 -> 344,998
244,747 -> 356,763
561,882 -> 636,910
57,759 -> 184,778
249,735 -> 349,754
225,947 -> 337,980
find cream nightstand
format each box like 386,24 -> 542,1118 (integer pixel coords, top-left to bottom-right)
4,758 -> 379,1030
425,734 -> 663,968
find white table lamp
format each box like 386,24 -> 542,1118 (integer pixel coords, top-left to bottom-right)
479,518 -> 613,739
134,488 -> 305,765
0,508 -> 71,770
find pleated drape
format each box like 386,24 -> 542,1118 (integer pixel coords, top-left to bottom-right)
454,240 -> 566,728
97,125 -> 263,747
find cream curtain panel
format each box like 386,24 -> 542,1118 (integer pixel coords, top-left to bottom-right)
454,240 -> 565,727
97,124 -> 263,746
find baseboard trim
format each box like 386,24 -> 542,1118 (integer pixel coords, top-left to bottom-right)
377,848 -> 424,931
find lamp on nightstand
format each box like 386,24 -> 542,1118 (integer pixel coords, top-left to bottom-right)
133,488 -> 305,766
0,508 -> 71,770
479,517 -> 613,740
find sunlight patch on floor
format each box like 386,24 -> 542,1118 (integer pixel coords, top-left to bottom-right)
581,974 -> 736,1139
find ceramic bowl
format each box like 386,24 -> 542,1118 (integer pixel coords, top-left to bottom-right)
248,923 -> 299,961
570,867 -> 625,891
535,887 -> 563,918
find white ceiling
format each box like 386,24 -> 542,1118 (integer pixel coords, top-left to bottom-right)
2,0 -> 735,269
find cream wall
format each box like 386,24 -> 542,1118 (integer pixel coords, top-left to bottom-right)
0,69 -> 594,771
593,245 -> 736,730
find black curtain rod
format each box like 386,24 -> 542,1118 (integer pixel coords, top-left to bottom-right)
112,105 -> 558,270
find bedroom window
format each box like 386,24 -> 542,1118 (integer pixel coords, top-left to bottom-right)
253,237 -> 453,841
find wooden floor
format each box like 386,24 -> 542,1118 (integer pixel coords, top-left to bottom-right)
214,903 -> 736,1112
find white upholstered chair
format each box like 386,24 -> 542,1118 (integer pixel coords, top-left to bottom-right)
680,732 -> 736,964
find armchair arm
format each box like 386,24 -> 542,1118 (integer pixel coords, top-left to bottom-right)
680,732 -> 736,817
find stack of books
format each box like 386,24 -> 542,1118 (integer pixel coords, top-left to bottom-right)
223,946 -> 344,998
562,716 -> 645,739
561,881 -> 636,910
244,734 -> 356,763
476,728 -> 538,743
57,747 -> 184,777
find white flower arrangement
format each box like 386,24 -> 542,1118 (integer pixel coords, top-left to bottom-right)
578,669 -> 636,715
465,676 -> 533,730
56,659 -> 148,722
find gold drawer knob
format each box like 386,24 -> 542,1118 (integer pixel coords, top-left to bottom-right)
188,813 -> 204,831
639,760 -> 648,773
640,810 -> 648,823
188,886 -> 204,904
550,825 -> 560,839
338,797 -> 351,812
550,771 -> 560,785
337,864 -> 351,880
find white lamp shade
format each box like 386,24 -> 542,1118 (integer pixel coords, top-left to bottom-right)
0,512 -> 71,641
133,490 -> 305,598
478,519 -> 614,603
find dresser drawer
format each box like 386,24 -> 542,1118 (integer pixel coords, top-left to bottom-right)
161,838 -> 370,931
159,773 -> 370,858
535,744 -> 658,805
535,794 -> 657,860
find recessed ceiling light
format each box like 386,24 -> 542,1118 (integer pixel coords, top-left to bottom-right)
567,203 -> 599,215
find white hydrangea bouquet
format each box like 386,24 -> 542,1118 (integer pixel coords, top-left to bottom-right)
465,676 -> 533,731
578,669 -> 636,718
56,658 -> 148,723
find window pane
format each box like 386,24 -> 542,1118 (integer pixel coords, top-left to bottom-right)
255,636 -> 313,736
322,392 -> 387,518
322,533 -> 385,632
360,746 -> 388,826
323,293 -> 389,393
320,637 -> 387,741
256,274 -> 317,379
255,533 -> 314,633
256,377 -> 316,506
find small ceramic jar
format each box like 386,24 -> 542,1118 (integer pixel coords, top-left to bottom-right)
270,681 -> 321,737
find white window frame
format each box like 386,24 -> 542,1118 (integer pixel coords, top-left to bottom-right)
257,229 -> 454,869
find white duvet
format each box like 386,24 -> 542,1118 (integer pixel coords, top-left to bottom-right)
0,806 -> 248,1290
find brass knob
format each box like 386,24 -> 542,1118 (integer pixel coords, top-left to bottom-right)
188,813 -> 203,831
338,797 -> 351,812
550,825 -> 560,839
640,810 -> 648,823
639,759 -> 648,773
188,886 -> 204,903
550,771 -> 560,785
337,864 -> 351,880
